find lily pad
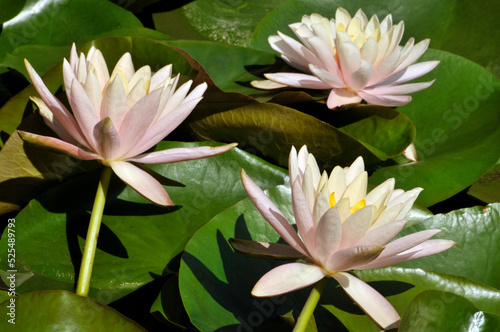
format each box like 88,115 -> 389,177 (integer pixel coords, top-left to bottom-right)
394,204 -> 500,290
399,290 -> 500,332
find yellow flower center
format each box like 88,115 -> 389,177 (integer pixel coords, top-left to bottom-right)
350,199 -> 366,214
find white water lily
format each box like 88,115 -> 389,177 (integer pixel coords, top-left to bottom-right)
234,146 -> 456,329
252,8 -> 439,108
20,44 -> 236,206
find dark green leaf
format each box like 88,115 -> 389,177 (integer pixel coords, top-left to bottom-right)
188,102 -> 387,169
0,290 -> 145,331
0,0 -> 142,68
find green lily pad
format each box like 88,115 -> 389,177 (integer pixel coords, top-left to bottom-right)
399,290 -> 500,332
394,203 -> 500,290
0,0 -> 142,68
0,290 -> 145,331
0,142 -> 287,303
369,50 -> 500,206
153,0 -> 289,46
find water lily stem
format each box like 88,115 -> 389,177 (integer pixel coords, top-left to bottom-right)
293,278 -> 328,332
76,166 -> 112,297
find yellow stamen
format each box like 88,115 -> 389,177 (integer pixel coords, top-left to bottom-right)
336,23 -> 346,32
350,199 -> 366,214
329,192 -> 336,208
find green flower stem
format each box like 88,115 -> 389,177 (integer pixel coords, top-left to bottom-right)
293,278 -> 328,332
76,166 -> 112,297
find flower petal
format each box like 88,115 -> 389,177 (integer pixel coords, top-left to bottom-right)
250,79 -> 288,90
128,143 -> 237,164
252,263 -> 327,297
364,80 -> 435,95
117,88 -> 162,158
292,177 -> 316,255
18,131 -> 99,161
228,238 -> 307,260
264,72 -> 331,89
150,64 -> 172,91
326,88 -> 362,109
315,206 -> 342,263
93,117 -> 120,159
340,205 -> 373,249
109,161 -> 174,206
357,91 -> 411,107
101,74 -> 127,129
326,245 -> 384,271
332,272 -> 400,329
25,59 -> 89,147
241,169 -> 309,256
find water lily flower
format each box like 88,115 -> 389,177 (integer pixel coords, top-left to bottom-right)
251,8 -> 439,108
19,44 -> 236,206
234,146 -> 456,329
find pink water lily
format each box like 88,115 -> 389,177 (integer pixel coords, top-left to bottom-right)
235,146 -> 456,329
20,44 -> 236,206
251,8 -> 439,109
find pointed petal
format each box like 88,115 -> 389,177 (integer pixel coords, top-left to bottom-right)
336,38 -> 362,81
378,61 -> 439,86
326,245 -> 384,271
25,59 -> 88,147
327,89 -> 362,109
292,178 -> 316,254
250,79 -> 288,90
342,171 -> 367,206
340,206 -> 373,249
118,88 -> 162,158
68,78 -> 101,151
288,146 -> 300,184
241,170 -> 309,256
364,80 -> 435,95
332,272 -> 400,329
264,72 -> 331,89
150,64 -> 172,91
357,91 -> 411,107
365,178 -> 394,206
18,131 -> 99,160
111,52 -> 135,81
344,156 -> 364,185
252,263 -> 327,297
229,238 -> 307,260
348,60 -> 374,91
93,117 -> 120,159
315,207 -> 342,263
88,49 -> 110,92
309,64 -> 345,88
356,219 -> 407,246
109,161 -> 174,206
359,238 -> 457,270
29,96 -> 79,146
101,75 -> 127,129
129,66 -> 151,95
128,143 -> 237,164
